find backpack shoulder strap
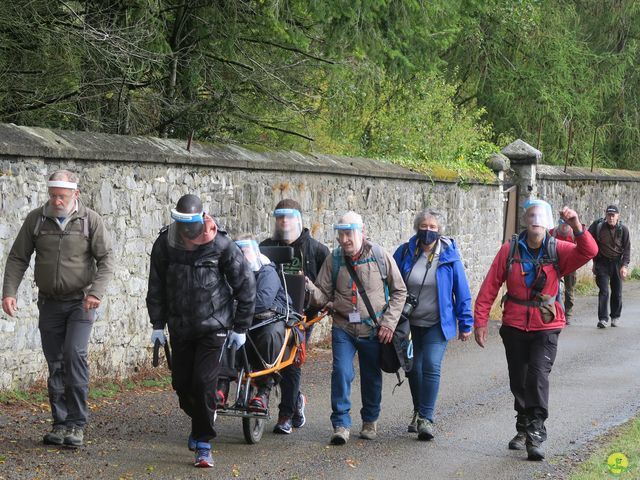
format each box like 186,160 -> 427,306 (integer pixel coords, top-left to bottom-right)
505,233 -> 519,279
596,218 -> 604,239
33,213 -> 46,238
545,235 -> 560,275
331,248 -> 342,290
371,243 -> 387,280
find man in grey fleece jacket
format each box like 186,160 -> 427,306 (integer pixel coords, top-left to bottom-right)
2,169 -> 113,447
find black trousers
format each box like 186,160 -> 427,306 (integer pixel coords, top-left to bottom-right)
247,319 -> 286,389
170,331 -> 226,442
279,324 -> 314,417
500,325 -> 561,443
594,257 -> 623,321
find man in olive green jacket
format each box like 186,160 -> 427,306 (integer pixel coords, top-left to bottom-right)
2,169 -> 113,447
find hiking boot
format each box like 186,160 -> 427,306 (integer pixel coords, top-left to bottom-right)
526,440 -> 545,461
597,320 -> 608,329
43,425 -> 67,445
407,411 -> 419,433
63,426 -> 84,447
611,318 -> 619,327
194,442 -> 214,468
508,432 -> 527,450
417,417 -> 434,441
248,390 -> 269,413
273,416 -> 293,434
359,421 -> 377,440
330,426 -> 349,445
292,393 -> 306,428
187,433 -> 197,451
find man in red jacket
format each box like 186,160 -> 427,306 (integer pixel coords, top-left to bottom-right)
474,200 -> 597,461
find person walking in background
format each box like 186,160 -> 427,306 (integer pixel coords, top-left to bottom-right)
306,211 -> 406,445
474,200 -> 597,461
147,194 -> 255,468
393,208 -> 473,441
260,199 -> 330,434
550,219 -> 578,324
2,170 -> 113,448
588,205 -> 631,328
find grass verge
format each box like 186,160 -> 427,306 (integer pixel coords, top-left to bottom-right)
0,366 -> 171,408
568,417 -> 640,479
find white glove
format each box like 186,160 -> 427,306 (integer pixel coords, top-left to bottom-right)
151,329 -> 167,345
227,331 -> 246,349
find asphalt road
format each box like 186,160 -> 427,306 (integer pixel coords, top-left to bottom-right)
1,282 -> 639,480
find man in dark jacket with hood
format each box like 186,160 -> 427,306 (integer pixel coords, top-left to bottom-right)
147,194 -> 256,469
260,199 -> 330,434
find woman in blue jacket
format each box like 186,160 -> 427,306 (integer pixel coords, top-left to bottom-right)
393,209 -> 474,441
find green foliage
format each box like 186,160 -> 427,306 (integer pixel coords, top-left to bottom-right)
630,267 -> 640,280
1,1 -> 639,171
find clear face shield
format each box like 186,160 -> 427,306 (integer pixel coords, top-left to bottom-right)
167,209 -> 206,250
334,223 -> 364,256
235,239 -> 265,272
272,208 -> 303,243
523,200 -> 554,231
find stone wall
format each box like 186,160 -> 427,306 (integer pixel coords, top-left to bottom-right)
0,125 -> 504,389
536,165 -> 640,268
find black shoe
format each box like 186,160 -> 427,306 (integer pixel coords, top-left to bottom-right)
508,432 -> 526,450
526,441 -> 545,461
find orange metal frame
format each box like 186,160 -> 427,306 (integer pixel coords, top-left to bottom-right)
245,309 -> 328,379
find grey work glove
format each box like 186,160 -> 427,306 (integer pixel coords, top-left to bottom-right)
227,331 -> 246,349
151,329 -> 167,345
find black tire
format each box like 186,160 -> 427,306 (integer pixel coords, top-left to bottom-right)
242,384 -> 266,444
242,415 -> 265,444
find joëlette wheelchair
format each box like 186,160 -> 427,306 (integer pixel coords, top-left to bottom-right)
215,245 -> 327,444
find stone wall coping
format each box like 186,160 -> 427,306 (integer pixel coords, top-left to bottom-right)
0,123 -> 499,185
537,164 -> 640,182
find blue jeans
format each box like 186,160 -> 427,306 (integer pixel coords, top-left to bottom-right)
330,327 -> 382,429
408,324 -> 448,422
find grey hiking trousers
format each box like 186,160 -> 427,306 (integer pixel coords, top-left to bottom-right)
38,296 -> 95,428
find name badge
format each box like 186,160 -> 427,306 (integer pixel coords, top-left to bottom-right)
348,312 -> 361,324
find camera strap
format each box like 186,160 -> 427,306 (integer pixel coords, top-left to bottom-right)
410,248 -> 436,306
344,257 -> 382,327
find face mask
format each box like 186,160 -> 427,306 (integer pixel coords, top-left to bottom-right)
417,229 -> 440,245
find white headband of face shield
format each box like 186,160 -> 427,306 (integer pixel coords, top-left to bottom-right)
47,180 -> 77,189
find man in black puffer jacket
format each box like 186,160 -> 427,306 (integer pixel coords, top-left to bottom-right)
147,194 -> 255,469
260,199 -> 330,434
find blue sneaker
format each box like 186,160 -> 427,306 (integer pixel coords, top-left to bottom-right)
292,393 -> 306,428
194,442 -> 214,468
273,415 -> 293,434
187,433 -> 197,451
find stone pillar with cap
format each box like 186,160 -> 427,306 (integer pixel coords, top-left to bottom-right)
501,139 -> 542,232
